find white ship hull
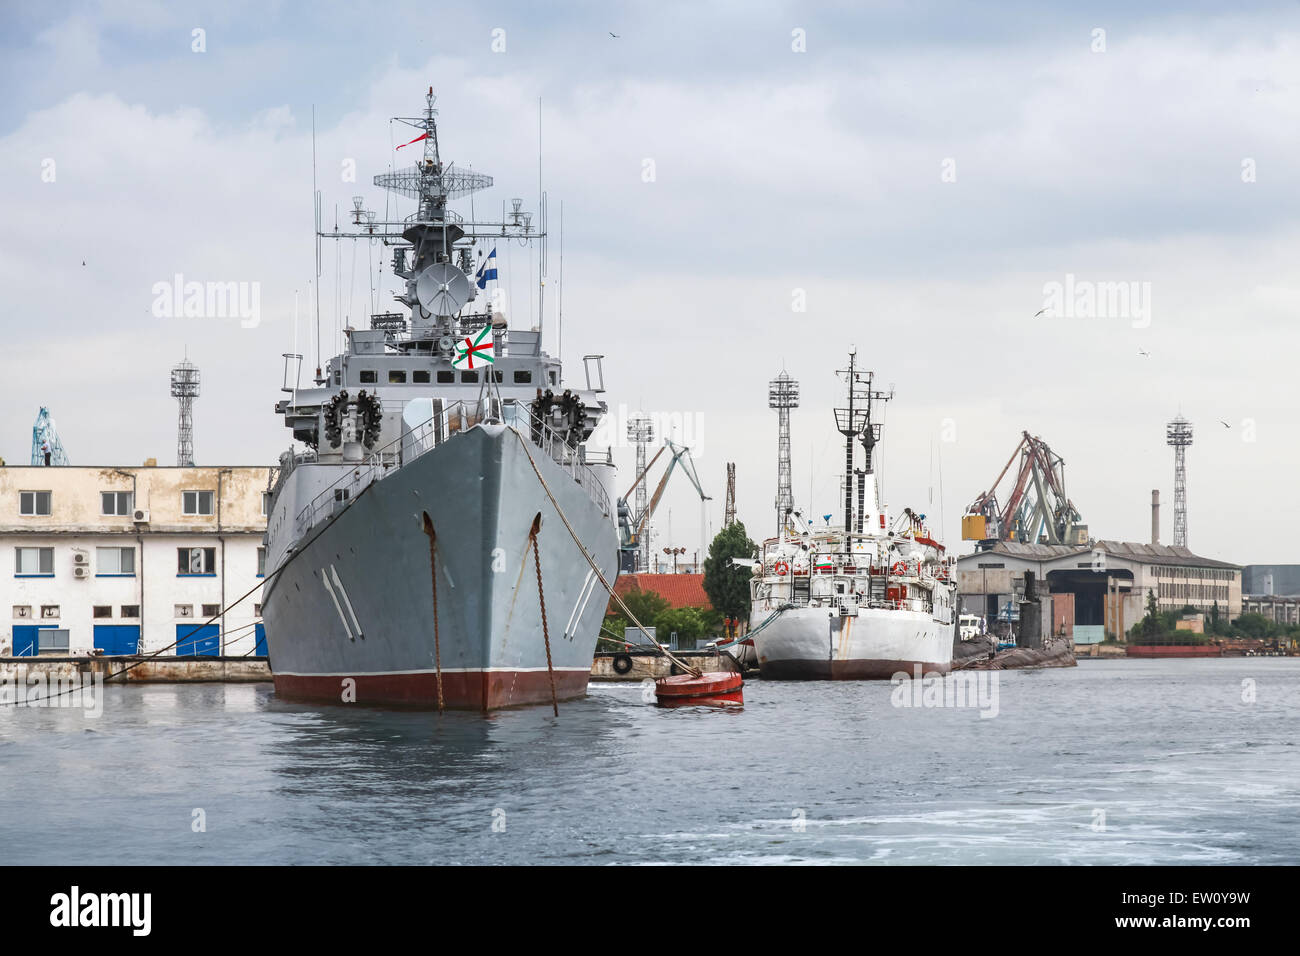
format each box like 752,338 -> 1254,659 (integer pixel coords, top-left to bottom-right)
750,604 -> 952,679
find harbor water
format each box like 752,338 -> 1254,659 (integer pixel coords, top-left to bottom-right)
0,658 -> 1296,865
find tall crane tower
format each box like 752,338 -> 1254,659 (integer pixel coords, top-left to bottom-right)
30,407 -> 70,465
626,413 -> 655,571
768,371 -> 799,534
1166,415 -> 1193,548
171,359 -> 201,466
724,462 -> 736,527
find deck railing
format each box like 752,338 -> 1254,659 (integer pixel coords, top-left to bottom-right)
293,398 -> 612,537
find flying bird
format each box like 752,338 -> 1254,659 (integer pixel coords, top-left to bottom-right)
1220,420 -> 1231,428
609,32 -> 620,38
1033,308 -> 1048,317
1138,348 -> 1150,357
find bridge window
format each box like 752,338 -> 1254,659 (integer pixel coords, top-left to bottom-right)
413,370 -> 430,384
461,370 -> 479,383
437,371 -> 454,383
514,370 -> 533,384
359,370 -> 377,384
389,370 -> 407,383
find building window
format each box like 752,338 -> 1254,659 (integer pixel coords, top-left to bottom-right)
12,605 -> 32,619
460,370 -> 479,383
262,491 -> 272,516
359,370 -> 377,383
19,491 -> 52,516
436,370 -> 454,383
513,369 -> 533,384
93,605 -> 113,619
120,605 -> 140,618
101,491 -> 134,515
413,370 -> 430,384
40,605 -> 60,619
15,547 -> 54,575
174,604 -> 194,618
182,491 -> 215,516
96,547 -> 135,575
257,547 -> 267,576
201,603 -> 221,617
549,371 -> 557,385
389,370 -> 407,383
177,547 -> 217,574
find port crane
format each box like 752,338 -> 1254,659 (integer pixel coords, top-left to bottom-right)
617,439 -> 709,572
961,431 -> 1086,551
30,407 -> 70,465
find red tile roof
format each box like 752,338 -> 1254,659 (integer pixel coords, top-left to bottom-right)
610,573 -> 711,611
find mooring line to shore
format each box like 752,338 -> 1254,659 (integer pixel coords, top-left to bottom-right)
509,429 -> 703,678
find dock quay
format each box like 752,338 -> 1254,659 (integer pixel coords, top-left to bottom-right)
591,649 -> 744,682
0,655 -> 271,684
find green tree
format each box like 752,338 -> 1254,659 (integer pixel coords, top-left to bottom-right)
702,520 -> 757,623
653,606 -> 708,649
1232,613 -> 1275,639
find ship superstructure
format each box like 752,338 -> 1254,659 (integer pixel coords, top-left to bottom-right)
262,89 -> 618,709
748,349 -> 955,679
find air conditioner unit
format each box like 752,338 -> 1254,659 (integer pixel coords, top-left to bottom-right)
73,552 -> 89,565
133,509 -> 150,523
73,566 -> 90,579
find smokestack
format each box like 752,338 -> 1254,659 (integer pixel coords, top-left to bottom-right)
1151,489 -> 1160,546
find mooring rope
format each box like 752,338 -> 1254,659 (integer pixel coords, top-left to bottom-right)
509,429 -> 702,678
528,513 -> 559,716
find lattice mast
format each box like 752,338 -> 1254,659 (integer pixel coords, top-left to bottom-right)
171,360 -> 200,467
627,414 -> 655,572
768,372 -> 799,535
1166,416 -> 1193,548
724,462 -> 737,527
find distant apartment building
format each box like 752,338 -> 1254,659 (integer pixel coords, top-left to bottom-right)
1,464 -> 271,657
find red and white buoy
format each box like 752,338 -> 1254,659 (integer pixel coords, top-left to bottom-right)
654,671 -> 744,708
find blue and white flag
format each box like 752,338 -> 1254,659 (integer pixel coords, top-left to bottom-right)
475,247 -> 498,290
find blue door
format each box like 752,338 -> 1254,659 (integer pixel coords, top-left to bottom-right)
176,624 -> 219,656
254,623 -> 268,657
12,625 -> 54,657
94,624 -> 141,656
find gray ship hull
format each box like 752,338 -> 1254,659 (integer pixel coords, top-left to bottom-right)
263,423 -> 618,709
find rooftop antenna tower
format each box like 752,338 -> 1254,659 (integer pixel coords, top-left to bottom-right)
171,359 -> 201,466
768,371 -> 800,535
1166,415 -> 1193,548
627,413 -> 655,571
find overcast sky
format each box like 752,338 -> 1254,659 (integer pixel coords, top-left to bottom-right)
2,1 -> 1298,565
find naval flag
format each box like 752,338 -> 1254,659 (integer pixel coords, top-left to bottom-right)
475,247 -> 498,290
453,324 -> 495,370
396,131 -> 429,150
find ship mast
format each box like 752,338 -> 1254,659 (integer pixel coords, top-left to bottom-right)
834,347 -> 892,535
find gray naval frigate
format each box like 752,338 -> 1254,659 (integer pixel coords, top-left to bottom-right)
263,89 -> 619,709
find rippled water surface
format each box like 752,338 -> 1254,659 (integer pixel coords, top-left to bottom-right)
1,658 -> 1296,864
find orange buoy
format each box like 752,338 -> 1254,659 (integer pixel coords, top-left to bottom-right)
654,671 -> 744,708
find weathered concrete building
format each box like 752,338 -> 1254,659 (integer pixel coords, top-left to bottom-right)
955,540 -> 1241,645
1,464 -> 271,656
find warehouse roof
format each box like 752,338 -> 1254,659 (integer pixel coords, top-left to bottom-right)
958,539 -> 1239,570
